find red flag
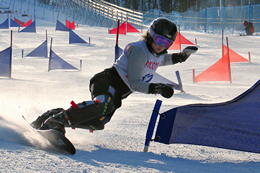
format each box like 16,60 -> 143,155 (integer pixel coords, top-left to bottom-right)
222,44 -> 248,62
126,22 -> 139,33
169,32 -> 194,50
22,19 -> 32,27
14,18 -> 24,26
109,22 -> 126,35
194,53 -> 231,82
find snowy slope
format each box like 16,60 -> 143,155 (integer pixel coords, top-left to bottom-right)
0,1 -> 260,172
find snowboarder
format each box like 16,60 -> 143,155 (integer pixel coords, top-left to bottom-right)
31,17 -> 198,135
243,20 -> 255,35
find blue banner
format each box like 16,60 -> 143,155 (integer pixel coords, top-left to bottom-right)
155,80 -> 260,153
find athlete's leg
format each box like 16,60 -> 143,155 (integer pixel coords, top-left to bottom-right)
38,78 -> 118,131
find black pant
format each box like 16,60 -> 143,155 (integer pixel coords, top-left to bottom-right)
89,66 -> 132,110
73,66 -> 131,130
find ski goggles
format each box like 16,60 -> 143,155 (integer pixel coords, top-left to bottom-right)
149,27 -> 174,49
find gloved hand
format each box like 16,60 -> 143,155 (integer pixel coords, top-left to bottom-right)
148,83 -> 174,98
172,46 -> 198,63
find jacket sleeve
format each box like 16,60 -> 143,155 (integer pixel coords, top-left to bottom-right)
126,46 -> 150,93
160,53 -> 182,66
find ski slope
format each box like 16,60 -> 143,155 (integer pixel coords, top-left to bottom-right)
0,2 -> 260,173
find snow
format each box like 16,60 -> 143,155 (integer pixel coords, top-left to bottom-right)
0,2 -> 260,173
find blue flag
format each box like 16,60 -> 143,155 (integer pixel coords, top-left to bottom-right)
114,45 -> 123,62
69,29 -> 87,44
10,19 -> 20,27
26,40 -> 47,57
49,50 -> 78,71
20,21 -> 36,33
0,47 -> 12,78
0,18 -> 9,29
56,20 -> 69,31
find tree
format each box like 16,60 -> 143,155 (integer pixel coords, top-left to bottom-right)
160,0 -> 173,13
173,0 -> 199,13
102,0 -> 200,12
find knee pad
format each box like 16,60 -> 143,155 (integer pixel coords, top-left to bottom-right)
66,95 -> 115,126
93,95 -> 114,114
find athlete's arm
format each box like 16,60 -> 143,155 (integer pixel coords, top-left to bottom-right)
126,46 -> 150,93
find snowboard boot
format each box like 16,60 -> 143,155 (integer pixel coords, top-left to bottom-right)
31,115 -> 49,129
40,108 -> 73,135
40,117 -> 66,135
31,108 -> 65,129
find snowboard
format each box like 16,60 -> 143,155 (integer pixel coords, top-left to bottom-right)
22,115 -> 76,154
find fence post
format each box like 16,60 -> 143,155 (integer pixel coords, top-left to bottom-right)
222,7 -> 226,31
232,6 -> 235,34
249,2 -> 252,22
204,8 -> 207,32
212,6 -> 216,33
80,60 -> 82,70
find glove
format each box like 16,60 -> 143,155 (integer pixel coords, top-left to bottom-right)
172,46 -> 198,63
148,83 -> 174,98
